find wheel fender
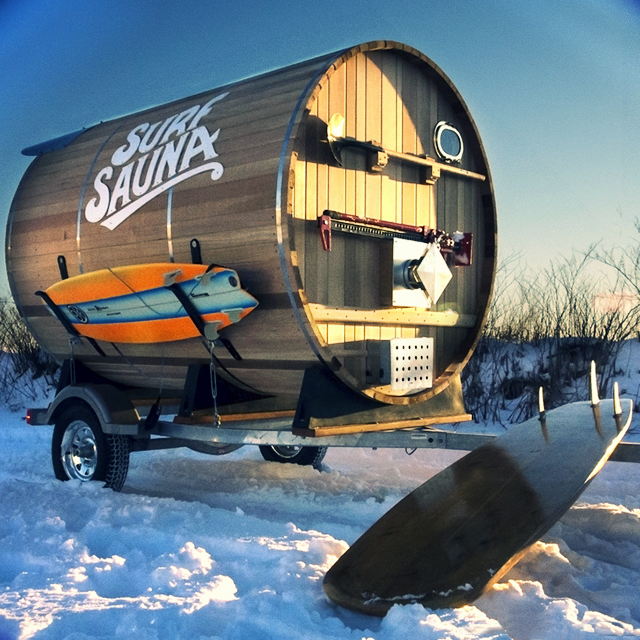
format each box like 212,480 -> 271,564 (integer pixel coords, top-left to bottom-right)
46,385 -> 141,435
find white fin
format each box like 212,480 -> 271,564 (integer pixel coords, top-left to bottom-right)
163,269 -> 183,287
590,361 -> 600,406
613,381 -> 622,417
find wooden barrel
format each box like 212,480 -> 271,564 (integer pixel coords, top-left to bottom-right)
7,41 -> 496,408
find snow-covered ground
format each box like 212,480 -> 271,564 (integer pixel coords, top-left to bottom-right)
3,343 -> 640,639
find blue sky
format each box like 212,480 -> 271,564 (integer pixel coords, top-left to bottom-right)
1,0 -> 639,294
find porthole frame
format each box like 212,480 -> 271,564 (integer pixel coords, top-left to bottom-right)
434,121 -> 464,162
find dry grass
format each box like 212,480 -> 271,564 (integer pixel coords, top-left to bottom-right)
462,251 -> 640,424
0,299 -> 58,409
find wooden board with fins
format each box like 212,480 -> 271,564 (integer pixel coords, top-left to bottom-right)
323,366 -> 632,616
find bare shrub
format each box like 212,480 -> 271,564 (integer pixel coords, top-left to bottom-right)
0,299 -> 57,409
463,251 -> 640,424
592,228 -> 640,322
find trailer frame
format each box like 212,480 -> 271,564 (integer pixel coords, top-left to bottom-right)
28,378 -> 640,468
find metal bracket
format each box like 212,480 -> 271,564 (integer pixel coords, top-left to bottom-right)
367,144 -> 388,173
35,290 -> 106,357
422,164 -> 441,185
57,255 -> 69,280
327,113 -> 485,182
165,280 -> 242,361
319,213 -> 332,251
190,238 -> 203,264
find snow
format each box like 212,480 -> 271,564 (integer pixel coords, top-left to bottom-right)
3,346 -> 640,638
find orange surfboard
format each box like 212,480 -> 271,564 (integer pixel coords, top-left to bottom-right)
43,263 -> 258,344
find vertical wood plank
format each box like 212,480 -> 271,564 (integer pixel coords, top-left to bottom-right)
345,55 -> 358,217
355,53 -> 367,218
304,100 -> 320,303
365,52 -> 382,223
380,53 -> 397,224
315,85 -> 329,305
401,61 -> 418,227
327,64 -> 347,308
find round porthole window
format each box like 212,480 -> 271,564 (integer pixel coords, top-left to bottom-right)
434,122 -> 463,162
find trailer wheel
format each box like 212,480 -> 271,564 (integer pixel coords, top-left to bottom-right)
259,445 -> 327,468
52,405 -> 131,492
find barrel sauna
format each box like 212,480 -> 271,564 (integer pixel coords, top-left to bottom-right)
7,41 -> 496,426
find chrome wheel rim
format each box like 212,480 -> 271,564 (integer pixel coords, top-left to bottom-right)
60,420 -> 98,481
271,445 -> 302,459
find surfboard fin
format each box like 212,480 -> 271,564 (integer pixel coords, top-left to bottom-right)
613,382 -> 624,432
203,322 -> 220,342
538,387 -> 549,442
590,361 -> 600,406
589,362 -> 605,438
163,269 -> 184,287
613,382 -> 622,416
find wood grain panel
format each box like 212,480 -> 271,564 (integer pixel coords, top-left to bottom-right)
288,45 -> 495,402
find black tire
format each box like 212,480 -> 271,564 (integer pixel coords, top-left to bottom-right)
259,445 -> 327,468
52,405 -> 131,492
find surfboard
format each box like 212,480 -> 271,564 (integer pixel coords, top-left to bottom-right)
323,397 -> 632,616
42,263 -> 258,344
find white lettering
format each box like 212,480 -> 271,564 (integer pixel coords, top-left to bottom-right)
85,166 -> 113,222
111,123 -> 148,166
153,135 -> 188,187
107,162 -> 134,215
188,92 -> 229,130
159,105 -> 200,145
101,162 -> 224,230
132,148 -> 162,197
139,114 -> 178,154
84,92 -> 228,230
180,127 -> 219,171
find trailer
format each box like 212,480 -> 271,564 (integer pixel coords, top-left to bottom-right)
8,40 -> 501,488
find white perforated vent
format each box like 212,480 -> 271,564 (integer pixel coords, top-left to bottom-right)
379,337 -> 433,391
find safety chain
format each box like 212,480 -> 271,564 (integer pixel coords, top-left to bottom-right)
208,341 -> 221,427
68,336 -> 78,385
